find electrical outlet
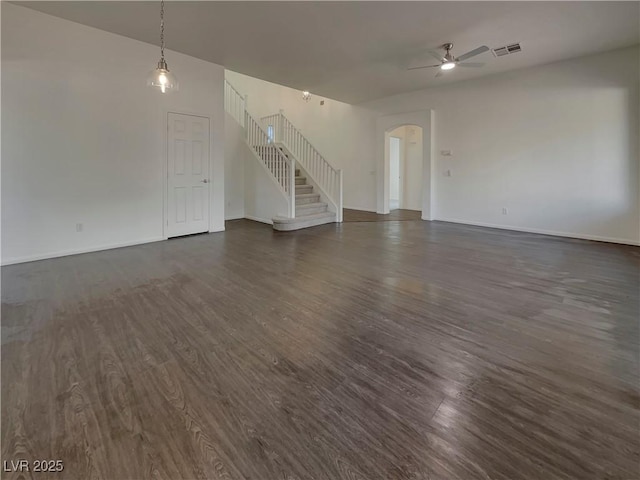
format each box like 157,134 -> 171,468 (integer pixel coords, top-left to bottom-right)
441,149 -> 452,156
502,207 -> 508,215
76,223 -> 83,232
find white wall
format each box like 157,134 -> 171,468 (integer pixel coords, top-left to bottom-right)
224,112 -> 245,219
2,4 -> 226,264
404,126 -> 423,211
243,148 -> 290,224
364,46 -> 640,245
224,70 -> 378,212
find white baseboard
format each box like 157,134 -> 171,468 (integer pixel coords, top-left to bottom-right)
4,218 -> 633,266
244,215 -> 273,225
435,217 -> 640,246
1,236 -> 166,266
224,215 -> 245,221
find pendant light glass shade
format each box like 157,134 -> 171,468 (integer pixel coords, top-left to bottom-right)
147,59 -> 178,93
148,0 -> 178,93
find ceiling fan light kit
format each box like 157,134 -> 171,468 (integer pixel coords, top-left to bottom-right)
408,42 -> 490,77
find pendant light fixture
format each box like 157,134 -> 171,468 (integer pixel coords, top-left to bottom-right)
147,0 -> 178,93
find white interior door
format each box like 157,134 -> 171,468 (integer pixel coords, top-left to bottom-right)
167,112 -> 210,238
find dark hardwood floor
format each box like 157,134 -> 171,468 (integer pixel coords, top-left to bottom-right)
2,219 -> 639,480
343,208 -> 422,222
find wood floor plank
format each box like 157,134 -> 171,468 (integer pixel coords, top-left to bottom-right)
343,209 -> 422,222
2,219 -> 639,479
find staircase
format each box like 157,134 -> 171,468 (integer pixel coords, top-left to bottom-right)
272,169 -> 335,231
224,80 -> 342,231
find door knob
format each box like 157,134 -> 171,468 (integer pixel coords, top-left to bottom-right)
201,179 -> 209,183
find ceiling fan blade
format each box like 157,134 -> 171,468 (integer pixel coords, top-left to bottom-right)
407,64 -> 441,71
456,45 -> 490,62
457,62 -> 484,67
428,50 -> 446,63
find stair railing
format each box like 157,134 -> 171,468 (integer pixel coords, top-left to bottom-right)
261,113 -> 281,143
224,80 -> 246,128
245,110 -> 295,218
260,112 -> 343,222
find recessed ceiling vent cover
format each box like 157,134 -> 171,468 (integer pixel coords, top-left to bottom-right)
492,43 -> 522,57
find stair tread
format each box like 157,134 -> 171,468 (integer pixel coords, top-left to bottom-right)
273,212 -> 335,224
295,193 -> 320,199
295,204 -> 328,215
296,202 -> 327,209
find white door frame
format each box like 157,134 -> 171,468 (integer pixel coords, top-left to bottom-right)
376,110 -> 435,219
163,109 -> 213,239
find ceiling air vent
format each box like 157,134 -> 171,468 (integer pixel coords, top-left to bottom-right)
492,43 -> 522,57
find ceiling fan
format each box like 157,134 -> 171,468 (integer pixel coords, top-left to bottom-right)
408,43 -> 490,77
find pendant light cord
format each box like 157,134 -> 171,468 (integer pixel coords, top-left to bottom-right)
160,0 -> 165,61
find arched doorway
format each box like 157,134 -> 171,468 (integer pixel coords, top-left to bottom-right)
387,125 -> 423,212
376,110 -> 434,219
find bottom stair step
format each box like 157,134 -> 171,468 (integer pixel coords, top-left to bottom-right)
272,212 -> 336,231
296,202 -> 328,216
